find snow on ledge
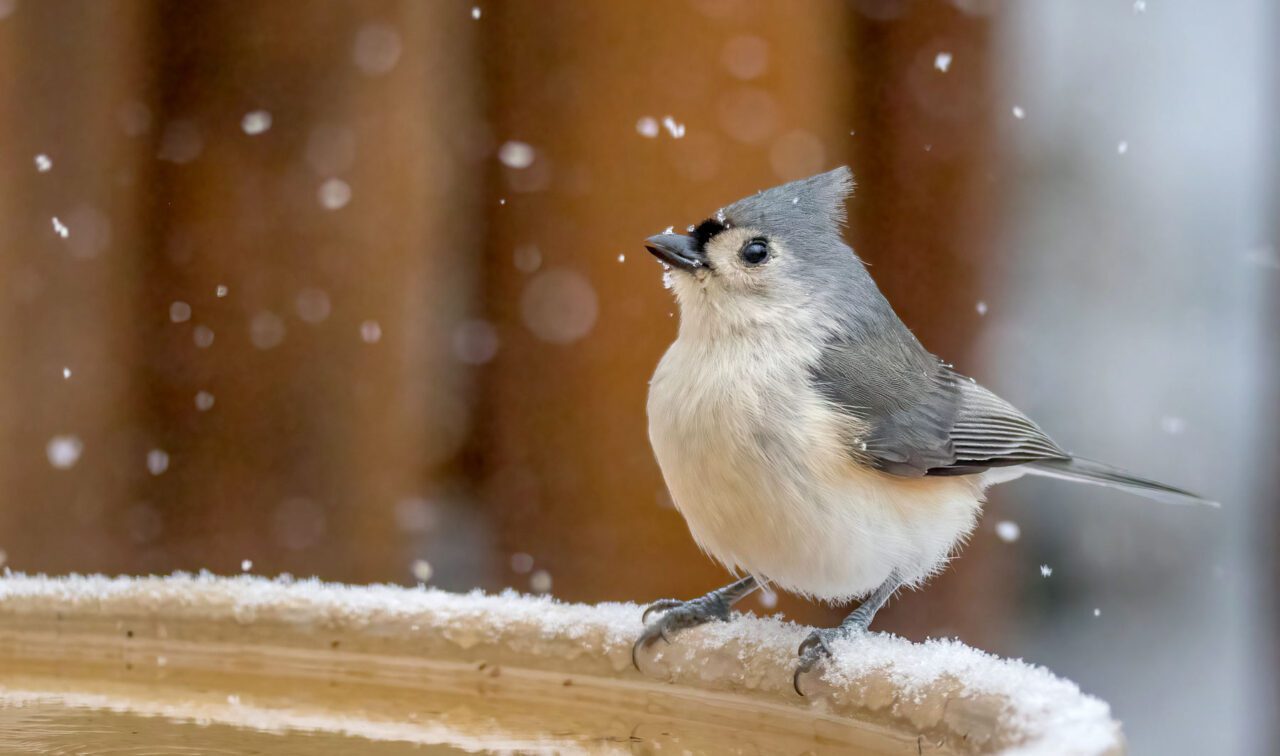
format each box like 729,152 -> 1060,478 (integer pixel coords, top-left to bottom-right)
0,573 -> 1122,755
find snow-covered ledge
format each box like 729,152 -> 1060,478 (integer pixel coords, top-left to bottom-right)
0,573 -> 1122,754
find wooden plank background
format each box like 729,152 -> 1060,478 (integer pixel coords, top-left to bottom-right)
0,0 -> 1006,638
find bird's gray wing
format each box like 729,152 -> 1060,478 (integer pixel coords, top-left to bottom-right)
810,340 -> 1069,477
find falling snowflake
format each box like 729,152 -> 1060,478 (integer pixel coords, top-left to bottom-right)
193,325 -> 215,348
46,435 -> 84,469
498,141 -> 535,169
241,110 -> 272,135
510,553 -> 534,573
995,520 -> 1021,543
146,449 -> 170,476
661,116 -> 686,139
317,178 -> 352,210
636,117 -> 660,138
169,301 -> 192,323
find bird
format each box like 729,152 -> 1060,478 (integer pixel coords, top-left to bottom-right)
633,166 -> 1214,694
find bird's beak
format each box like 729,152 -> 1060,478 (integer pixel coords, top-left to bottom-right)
645,233 -> 707,272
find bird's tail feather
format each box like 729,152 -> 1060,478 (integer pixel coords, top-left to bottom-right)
1025,457 -> 1218,507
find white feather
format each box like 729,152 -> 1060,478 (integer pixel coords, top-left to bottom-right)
649,240 -> 985,602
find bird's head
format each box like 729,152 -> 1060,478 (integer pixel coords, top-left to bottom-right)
645,167 -> 858,333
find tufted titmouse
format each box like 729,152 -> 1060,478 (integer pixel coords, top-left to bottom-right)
634,167 -> 1213,693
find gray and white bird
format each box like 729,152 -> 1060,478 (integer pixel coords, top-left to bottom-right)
635,166 -> 1213,692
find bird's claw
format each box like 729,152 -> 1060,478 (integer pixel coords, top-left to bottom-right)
797,629 -> 834,658
640,598 -> 684,624
793,625 -> 865,696
631,621 -> 671,670
631,595 -> 731,671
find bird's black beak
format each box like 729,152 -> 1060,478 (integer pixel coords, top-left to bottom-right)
645,233 -> 707,272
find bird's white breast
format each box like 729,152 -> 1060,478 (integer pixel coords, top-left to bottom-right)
647,327 -> 984,602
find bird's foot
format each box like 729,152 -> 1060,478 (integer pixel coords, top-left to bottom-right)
793,621 -> 868,696
632,593 -> 733,670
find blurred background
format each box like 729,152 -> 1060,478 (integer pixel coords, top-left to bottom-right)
0,0 -> 1275,751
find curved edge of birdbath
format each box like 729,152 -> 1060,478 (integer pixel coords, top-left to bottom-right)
0,573 -> 1122,754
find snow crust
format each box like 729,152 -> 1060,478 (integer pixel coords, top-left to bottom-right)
0,573 -> 1122,754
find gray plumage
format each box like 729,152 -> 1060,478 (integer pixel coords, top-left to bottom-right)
721,166 -> 1211,504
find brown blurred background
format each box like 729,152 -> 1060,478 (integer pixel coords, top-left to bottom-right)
0,1 -> 1275,752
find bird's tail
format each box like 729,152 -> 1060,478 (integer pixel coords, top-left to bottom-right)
1025,457 -> 1218,507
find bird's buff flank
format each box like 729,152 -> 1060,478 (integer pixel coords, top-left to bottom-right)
634,167 -> 1215,694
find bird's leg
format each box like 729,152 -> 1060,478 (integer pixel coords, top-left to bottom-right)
794,572 -> 902,695
632,576 -> 759,669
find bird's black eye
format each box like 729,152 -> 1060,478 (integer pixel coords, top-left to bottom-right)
741,239 -> 769,265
